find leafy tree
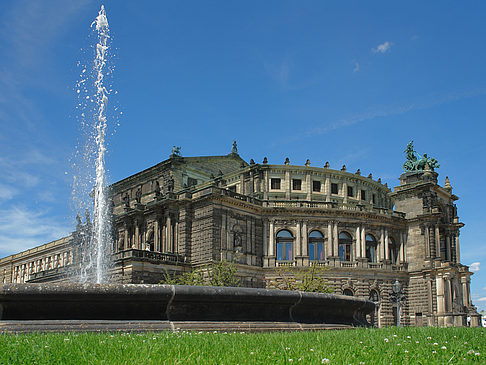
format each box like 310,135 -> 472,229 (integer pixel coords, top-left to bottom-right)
267,263 -> 333,293
160,260 -> 240,287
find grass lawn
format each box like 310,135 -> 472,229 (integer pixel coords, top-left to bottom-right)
0,327 -> 484,364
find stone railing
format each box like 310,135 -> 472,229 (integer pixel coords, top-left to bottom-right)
115,249 -> 185,264
276,260 -> 297,267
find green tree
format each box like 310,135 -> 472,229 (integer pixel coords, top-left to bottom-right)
268,263 -> 333,293
160,260 -> 240,287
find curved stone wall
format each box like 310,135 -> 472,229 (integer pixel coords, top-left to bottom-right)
0,283 -> 374,328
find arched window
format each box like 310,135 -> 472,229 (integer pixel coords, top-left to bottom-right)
366,234 -> 377,263
276,230 -> 294,261
389,237 -> 399,264
338,232 -> 352,261
308,230 -> 324,261
343,288 -> 354,296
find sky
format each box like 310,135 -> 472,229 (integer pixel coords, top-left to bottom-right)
0,0 -> 485,309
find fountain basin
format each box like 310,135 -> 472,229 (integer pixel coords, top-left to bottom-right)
0,283 -> 374,332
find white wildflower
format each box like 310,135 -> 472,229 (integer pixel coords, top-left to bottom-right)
384,338 -> 389,342
321,359 -> 330,364
433,343 -> 438,346
441,346 -> 447,350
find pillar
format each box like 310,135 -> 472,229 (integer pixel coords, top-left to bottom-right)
296,221 -> 302,258
327,221 -> 333,257
268,220 -> 274,256
436,277 -> 445,314
263,220 -> 268,258
435,225 -> 440,259
446,235 -> 451,261
361,226 -> 366,259
380,228 -> 385,261
302,221 -> 308,257
325,177 -> 330,201
134,220 -> 140,249
333,221 -> 338,258
306,172 -> 311,201
455,234 -> 460,263
355,226 -> 361,260
154,220 -> 159,252
384,229 -> 389,261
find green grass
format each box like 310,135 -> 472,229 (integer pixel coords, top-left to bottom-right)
0,327 -> 484,364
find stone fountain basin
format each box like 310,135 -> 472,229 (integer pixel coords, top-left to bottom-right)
0,283 -> 374,331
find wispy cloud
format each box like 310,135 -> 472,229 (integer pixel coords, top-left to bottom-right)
353,61 -> 360,73
470,262 -> 481,272
307,89 -> 486,136
476,297 -> 486,302
265,57 -> 293,89
0,205 -> 70,256
372,41 -> 393,54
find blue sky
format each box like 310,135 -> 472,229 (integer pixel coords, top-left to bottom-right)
0,1 -> 485,309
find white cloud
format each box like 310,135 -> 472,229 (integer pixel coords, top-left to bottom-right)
470,262 -> 481,272
353,61 -> 360,72
0,183 -> 18,201
0,205 -> 70,256
372,41 -> 393,54
476,297 -> 486,302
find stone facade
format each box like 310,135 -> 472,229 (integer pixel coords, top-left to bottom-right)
0,149 -> 480,327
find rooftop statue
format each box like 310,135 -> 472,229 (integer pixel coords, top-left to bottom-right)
231,140 -> 238,154
170,146 -> 182,158
403,141 -> 440,171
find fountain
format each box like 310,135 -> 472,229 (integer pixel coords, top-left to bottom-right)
0,5 -> 374,333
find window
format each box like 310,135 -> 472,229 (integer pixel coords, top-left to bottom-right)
361,190 -> 366,201
276,230 -> 293,261
292,179 -> 302,190
366,234 -> 377,263
372,194 -> 376,205
389,237 -> 399,264
271,178 -> 281,190
331,183 -> 338,194
312,180 -> 321,192
187,177 -> 198,186
343,289 -> 354,296
338,232 -> 352,261
227,185 -> 236,193
308,230 -> 324,261
347,186 -> 354,197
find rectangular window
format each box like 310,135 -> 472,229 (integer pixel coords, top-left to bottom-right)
271,178 -> 281,190
187,177 -> 198,186
292,179 -> 302,190
372,194 -> 376,204
228,185 -> 236,192
347,186 -> 354,197
313,180 -> 321,192
361,190 -> 366,201
331,183 -> 338,194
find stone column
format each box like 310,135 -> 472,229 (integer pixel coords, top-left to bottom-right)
455,234 -> 461,263
398,232 -> 404,263
306,172 -> 311,201
436,277 -> 445,314
462,279 -> 469,307
361,226 -> 366,259
355,226 -> 361,260
446,235 -> 451,262
263,220 -> 268,260
124,226 -> 129,251
154,219 -> 160,252
327,221 -> 333,257
240,174 -> 245,195
428,225 -> 436,258
174,220 -> 179,253
343,181 -> 348,203
333,221 -> 338,258
380,228 -> 385,262
285,170 -> 290,199
435,225 -> 441,259
325,177 -> 330,201
268,220 -> 275,257
296,221 -> 302,259
134,220 -> 140,249
384,229 -> 389,261
263,170 -> 268,199
302,221 -> 308,257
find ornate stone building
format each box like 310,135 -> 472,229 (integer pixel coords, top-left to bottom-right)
0,143 -> 480,327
